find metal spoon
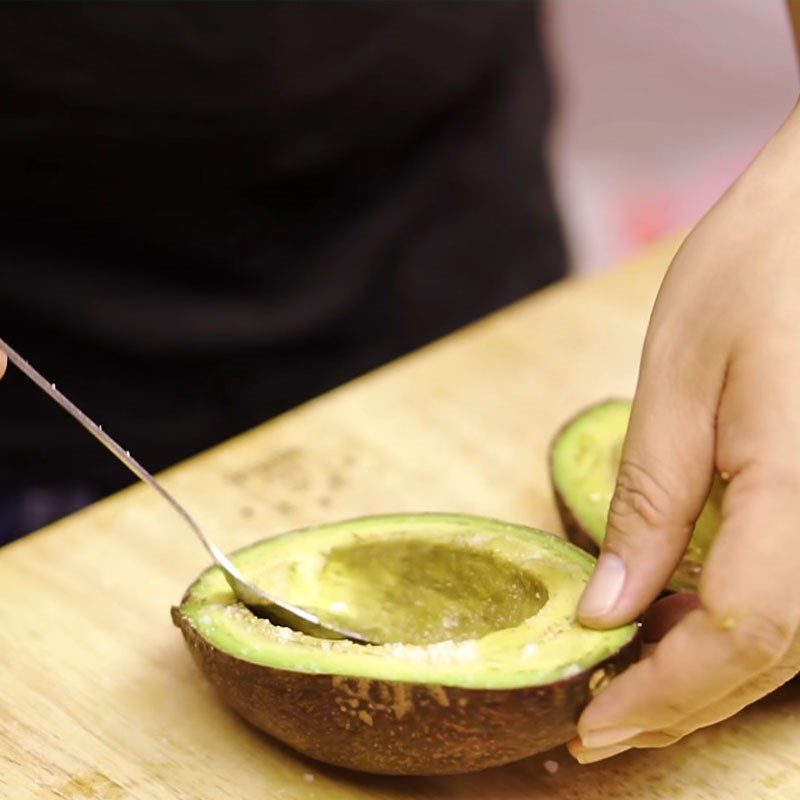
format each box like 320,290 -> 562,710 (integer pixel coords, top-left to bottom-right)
0,337 -> 374,644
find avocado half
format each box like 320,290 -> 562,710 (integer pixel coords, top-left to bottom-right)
172,513 -> 640,775
550,400 -> 724,592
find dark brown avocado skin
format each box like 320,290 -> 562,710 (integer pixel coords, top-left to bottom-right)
172,605 -> 641,775
552,481 -> 601,558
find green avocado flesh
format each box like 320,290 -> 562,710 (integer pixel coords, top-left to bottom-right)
180,514 -> 638,689
550,400 -> 723,591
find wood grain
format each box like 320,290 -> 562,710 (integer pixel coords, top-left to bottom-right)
2,234 -> 798,799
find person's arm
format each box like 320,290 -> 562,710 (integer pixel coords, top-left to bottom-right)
569,40 -> 800,762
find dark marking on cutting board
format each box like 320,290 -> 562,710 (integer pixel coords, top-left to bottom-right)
224,442 -> 368,516
52,771 -> 126,799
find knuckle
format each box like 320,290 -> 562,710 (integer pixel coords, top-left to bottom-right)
723,610 -> 796,670
648,730 -> 685,748
724,458 -> 800,514
749,664 -> 799,695
647,643 -> 703,720
608,460 -> 676,536
659,696 -> 695,720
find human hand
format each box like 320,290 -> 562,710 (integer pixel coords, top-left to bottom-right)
0,350 -> 5,379
569,102 -> 800,763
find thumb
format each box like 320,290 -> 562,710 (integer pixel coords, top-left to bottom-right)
578,320 -> 724,629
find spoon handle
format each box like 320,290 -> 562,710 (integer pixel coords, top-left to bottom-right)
0,337 -> 373,642
0,337 -> 231,566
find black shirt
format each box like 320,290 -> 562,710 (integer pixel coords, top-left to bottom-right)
0,3 -> 565,490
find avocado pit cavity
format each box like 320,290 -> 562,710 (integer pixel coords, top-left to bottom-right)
251,539 -> 549,646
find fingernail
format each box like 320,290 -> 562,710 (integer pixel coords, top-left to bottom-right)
579,553 -> 626,619
572,744 -> 632,765
580,726 -> 644,749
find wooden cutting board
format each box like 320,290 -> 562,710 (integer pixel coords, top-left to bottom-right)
1,234 -> 797,800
